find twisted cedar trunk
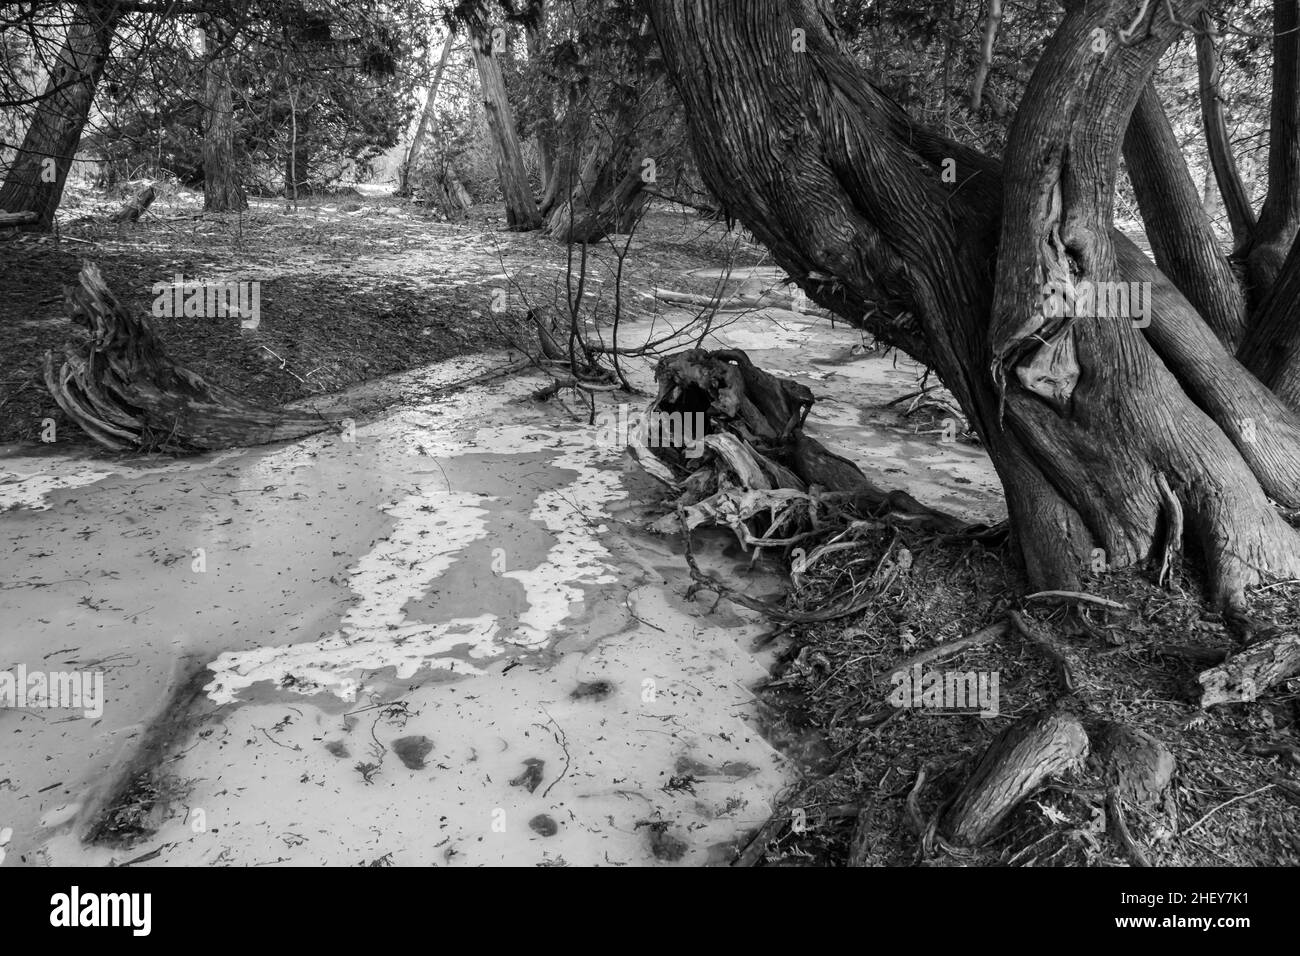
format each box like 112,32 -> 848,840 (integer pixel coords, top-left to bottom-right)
1238,1 -> 1300,395
469,21 -> 541,230
0,1 -> 121,230
646,0 -> 1300,610
201,19 -> 247,213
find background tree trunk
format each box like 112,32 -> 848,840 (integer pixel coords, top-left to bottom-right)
285,100 -> 311,200
399,32 -> 456,196
201,19 -> 247,213
0,1 -> 122,230
544,106 -> 650,242
469,21 -> 541,230
524,4 -> 556,193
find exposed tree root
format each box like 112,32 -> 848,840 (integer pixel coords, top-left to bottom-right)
942,709 -> 1090,847
43,262 -> 344,453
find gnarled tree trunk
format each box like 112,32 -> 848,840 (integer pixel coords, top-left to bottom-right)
544,109 -> 650,242
645,0 -> 1300,614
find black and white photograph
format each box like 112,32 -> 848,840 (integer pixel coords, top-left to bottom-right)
0,0 -> 1290,927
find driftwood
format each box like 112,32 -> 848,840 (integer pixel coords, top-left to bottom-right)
942,709 -> 1089,846
879,620 -> 1009,688
43,262 -> 343,452
1198,633 -> 1300,706
653,287 -> 830,317
643,349 -> 967,537
0,210 -> 38,226
109,184 -> 155,224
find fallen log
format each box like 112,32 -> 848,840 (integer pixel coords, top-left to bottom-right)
0,210 -> 38,226
653,287 -> 830,316
109,183 -> 155,224
1198,633 -> 1300,706
942,709 -> 1089,846
44,262 -> 344,453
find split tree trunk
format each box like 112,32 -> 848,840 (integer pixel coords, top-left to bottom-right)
544,111 -> 650,242
0,1 -> 122,231
201,18 -> 247,213
469,21 -> 541,231
646,0 -> 1300,611
1124,83 -> 1246,349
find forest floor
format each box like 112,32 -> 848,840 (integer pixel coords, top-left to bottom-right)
760,543 -> 1300,867
0,181 -> 763,445
1,184 -> 1297,868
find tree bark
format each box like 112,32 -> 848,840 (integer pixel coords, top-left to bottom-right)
943,710 -> 1089,846
645,0 -> 1300,610
469,21 -> 541,230
201,18 -> 247,213
0,1 -> 122,231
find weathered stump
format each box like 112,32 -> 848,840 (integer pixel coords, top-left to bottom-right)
646,348 -> 966,531
43,262 -> 343,452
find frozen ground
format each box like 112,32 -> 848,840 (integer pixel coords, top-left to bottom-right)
0,286 -> 1003,867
